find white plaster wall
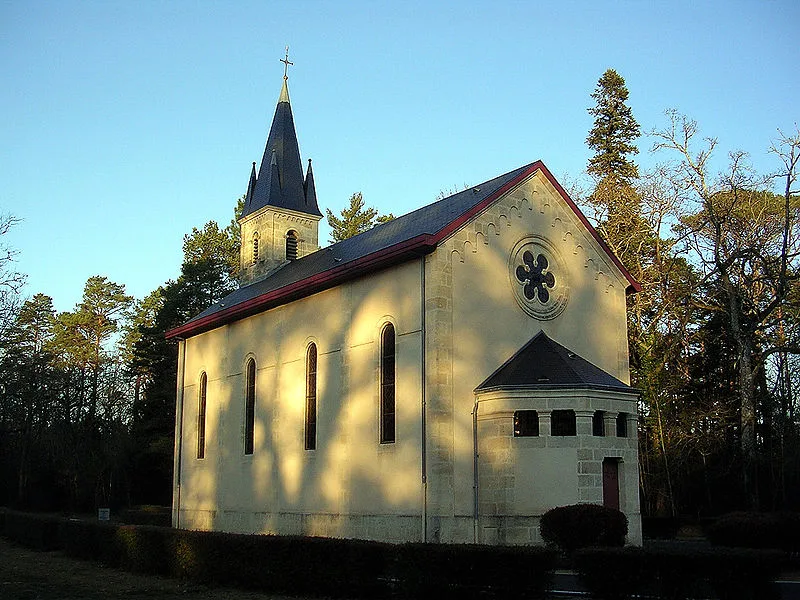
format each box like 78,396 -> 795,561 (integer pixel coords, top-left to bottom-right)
474,389 -> 641,545
427,169 -> 639,543
175,259 -> 423,540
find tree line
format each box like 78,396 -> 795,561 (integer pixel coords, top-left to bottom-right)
0,208 -> 240,511
582,69 -> 800,515
0,70 -> 797,518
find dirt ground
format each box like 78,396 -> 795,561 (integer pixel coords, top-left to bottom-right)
0,537 -> 301,600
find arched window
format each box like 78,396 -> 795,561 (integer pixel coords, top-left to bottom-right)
305,343 -> 317,450
252,233 -> 259,264
244,358 -> 256,455
197,372 -> 207,459
380,323 -> 396,444
286,230 -> 298,261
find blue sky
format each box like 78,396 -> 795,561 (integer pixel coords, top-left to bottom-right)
2,0 -> 798,313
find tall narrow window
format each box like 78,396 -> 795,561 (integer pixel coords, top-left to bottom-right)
305,343 -> 317,450
593,410 -> 606,437
252,233 -> 259,264
244,358 -> 256,455
616,412 -> 628,438
380,323 -> 396,444
286,230 -> 298,261
197,372 -> 207,459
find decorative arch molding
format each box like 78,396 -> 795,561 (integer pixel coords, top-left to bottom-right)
443,187 -> 624,293
271,210 -> 317,228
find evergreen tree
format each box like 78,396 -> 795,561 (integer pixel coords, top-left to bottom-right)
325,192 -> 394,243
128,200 -> 243,505
585,69 -> 645,269
586,69 -> 640,184
0,294 -> 56,505
182,219 -> 240,288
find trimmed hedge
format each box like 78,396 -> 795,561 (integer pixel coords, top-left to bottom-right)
0,510 -> 556,599
117,505 -> 172,527
540,503 -> 628,553
706,511 -> 800,552
573,545 -> 783,600
167,528 -> 392,598
391,542 -> 554,599
2,510 -> 61,550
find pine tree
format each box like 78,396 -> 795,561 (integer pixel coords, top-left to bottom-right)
586,69 -> 640,184
325,192 -> 394,243
585,69 -> 645,268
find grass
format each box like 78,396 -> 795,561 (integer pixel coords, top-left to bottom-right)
0,537 -> 301,600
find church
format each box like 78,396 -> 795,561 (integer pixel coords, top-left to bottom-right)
166,68 -> 642,546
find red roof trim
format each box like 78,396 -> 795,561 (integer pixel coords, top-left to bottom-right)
166,234 -> 437,339
428,160 -> 640,294
535,162 -> 641,294
167,161 -> 639,340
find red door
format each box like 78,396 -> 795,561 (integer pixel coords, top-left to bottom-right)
603,459 -> 620,510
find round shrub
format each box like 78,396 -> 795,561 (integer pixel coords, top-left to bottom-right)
540,503 -> 628,553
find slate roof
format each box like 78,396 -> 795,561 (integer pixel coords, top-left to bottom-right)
475,331 -> 637,394
166,160 -> 639,340
241,79 -> 322,218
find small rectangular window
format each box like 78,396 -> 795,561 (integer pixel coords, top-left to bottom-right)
514,410 -> 539,437
551,409 -> 576,436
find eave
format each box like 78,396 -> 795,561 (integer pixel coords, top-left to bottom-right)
166,233 -> 437,340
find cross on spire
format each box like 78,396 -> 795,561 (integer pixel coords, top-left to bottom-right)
280,46 -> 293,80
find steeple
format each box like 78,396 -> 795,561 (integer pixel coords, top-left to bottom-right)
237,53 -> 323,285
241,69 -> 322,219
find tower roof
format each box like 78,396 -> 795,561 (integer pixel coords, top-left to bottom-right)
241,77 -> 322,219
475,331 -> 637,394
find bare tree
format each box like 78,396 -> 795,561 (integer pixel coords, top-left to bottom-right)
0,214 -> 25,341
653,112 -> 800,508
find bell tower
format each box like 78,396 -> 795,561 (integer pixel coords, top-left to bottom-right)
238,52 -> 322,284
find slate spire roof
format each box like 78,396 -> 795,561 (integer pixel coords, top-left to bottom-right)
475,331 -> 637,393
241,77 -> 322,218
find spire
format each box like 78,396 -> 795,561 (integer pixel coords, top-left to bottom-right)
304,158 -> 317,213
240,54 -> 322,219
278,78 -> 290,104
243,162 -> 257,213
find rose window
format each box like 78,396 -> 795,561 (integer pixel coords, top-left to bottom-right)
508,236 -> 569,320
515,251 -> 556,303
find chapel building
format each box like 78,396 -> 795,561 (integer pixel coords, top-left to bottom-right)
166,72 -> 643,546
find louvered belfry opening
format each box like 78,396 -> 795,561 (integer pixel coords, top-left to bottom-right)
286,230 -> 298,260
